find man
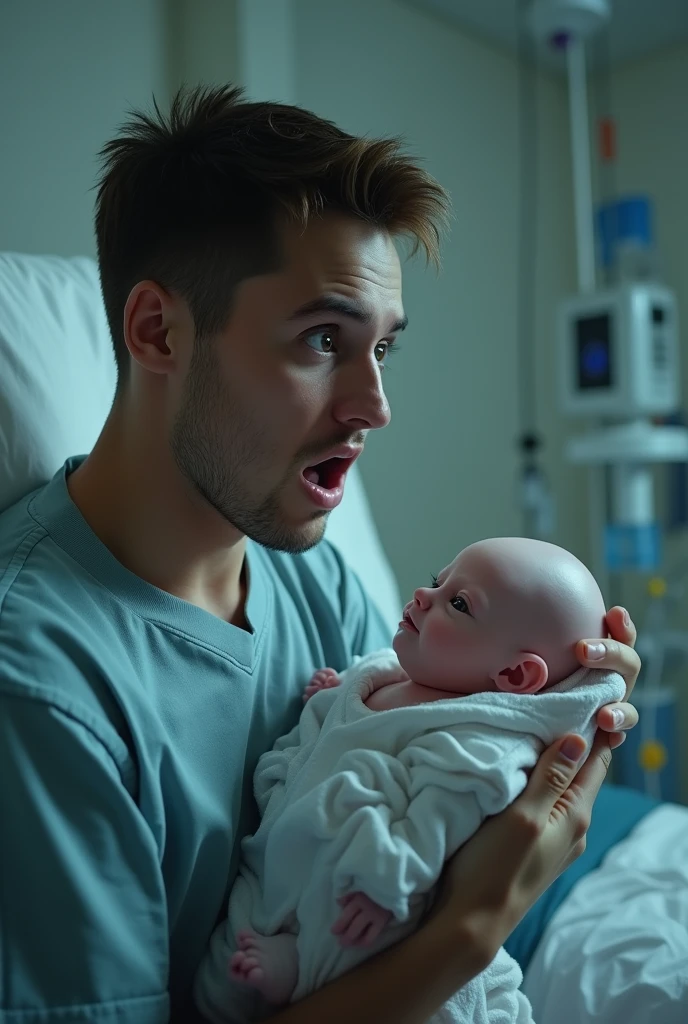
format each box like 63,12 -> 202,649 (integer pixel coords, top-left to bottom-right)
0,85 -> 638,1023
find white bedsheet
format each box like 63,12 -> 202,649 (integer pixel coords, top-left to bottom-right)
523,802 -> 688,1023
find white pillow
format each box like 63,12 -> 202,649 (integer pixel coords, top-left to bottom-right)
0,251 -> 401,632
0,252 -> 117,514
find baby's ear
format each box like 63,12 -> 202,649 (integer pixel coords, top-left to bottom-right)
492,653 -> 548,694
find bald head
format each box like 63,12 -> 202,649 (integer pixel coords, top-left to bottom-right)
457,538 -> 606,685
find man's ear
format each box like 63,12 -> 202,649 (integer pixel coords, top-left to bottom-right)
124,280 -> 177,375
491,653 -> 549,694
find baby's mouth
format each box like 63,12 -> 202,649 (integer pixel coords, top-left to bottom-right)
402,606 -> 419,634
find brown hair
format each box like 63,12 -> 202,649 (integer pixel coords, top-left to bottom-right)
95,84 -> 450,386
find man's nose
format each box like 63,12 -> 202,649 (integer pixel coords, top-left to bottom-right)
331,357 -> 391,432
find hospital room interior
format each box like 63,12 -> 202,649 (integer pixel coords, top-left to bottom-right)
2,0 -> 688,1021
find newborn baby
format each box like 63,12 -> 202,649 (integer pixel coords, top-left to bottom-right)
195,537 -> 626,1024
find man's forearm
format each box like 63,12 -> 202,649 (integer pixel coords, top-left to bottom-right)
263,910 -> 492,1024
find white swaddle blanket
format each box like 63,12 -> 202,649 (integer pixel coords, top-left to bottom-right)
195,649 -> 625,1024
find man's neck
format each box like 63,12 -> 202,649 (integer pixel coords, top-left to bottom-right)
67,406 -> 249,626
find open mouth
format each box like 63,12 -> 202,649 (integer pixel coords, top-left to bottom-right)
302,457 -> 350,491
300,457 -> 354,510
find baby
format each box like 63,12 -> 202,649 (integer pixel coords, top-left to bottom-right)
195,537 -> 626,1024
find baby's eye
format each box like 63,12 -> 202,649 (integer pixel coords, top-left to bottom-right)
450,595 -> 470,615
430,573 -> 439,588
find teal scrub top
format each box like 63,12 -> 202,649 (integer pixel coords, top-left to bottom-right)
0,458 -> 392,1023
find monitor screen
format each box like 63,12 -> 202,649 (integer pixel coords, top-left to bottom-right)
576,313 -> 613,391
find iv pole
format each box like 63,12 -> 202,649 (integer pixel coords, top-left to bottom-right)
527,0 -> 612,599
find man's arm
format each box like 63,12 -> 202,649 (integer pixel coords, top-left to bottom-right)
0,691 -> 169,1022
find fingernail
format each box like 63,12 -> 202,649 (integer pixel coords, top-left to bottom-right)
622,608 -> 631,627
584,642 -> 605,660
560,736 -> 586,763
612,708 -> 625,728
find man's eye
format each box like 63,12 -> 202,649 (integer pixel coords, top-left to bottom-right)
375,340 -> 400,368
374,341 -> 388,364
450,595 -> 470,615
304,330 -> 336,354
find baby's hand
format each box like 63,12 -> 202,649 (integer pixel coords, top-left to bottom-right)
331,891 -> 393,947
303,667 -> 340,703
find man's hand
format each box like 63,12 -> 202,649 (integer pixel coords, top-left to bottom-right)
430,605 -> 640,963
433,727 -> 612,964
577,605 -> 640,748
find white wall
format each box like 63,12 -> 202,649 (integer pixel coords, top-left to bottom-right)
168,0 -> 239,94
292,0 -> 582,601
0,0 -> 170,258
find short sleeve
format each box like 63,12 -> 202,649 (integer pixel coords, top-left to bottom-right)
0,690 -> 170,1023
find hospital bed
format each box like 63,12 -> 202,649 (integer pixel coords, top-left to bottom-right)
1,251 -> 687,1022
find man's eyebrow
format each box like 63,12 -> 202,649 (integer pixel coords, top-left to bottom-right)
287,295 -> 408,334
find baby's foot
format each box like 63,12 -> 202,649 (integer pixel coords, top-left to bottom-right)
229,930 -> 298,1005
303,667 -> 340,703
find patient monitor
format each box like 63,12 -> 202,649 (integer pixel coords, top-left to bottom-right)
559,282 -> 679,419
559,281 -> 688,572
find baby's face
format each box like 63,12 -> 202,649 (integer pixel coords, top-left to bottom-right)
393,547 -> 515,693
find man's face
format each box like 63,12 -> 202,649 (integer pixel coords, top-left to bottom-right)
170,213 -> 405,552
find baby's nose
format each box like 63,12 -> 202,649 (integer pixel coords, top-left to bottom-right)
413,587 -> 431,610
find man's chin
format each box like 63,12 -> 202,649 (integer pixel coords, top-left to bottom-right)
287,516 -> 329,554
250,511 -> 329,555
